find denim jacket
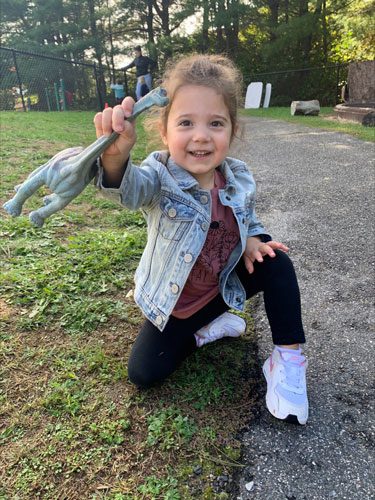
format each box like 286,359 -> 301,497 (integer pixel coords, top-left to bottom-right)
96,151 -> 270,331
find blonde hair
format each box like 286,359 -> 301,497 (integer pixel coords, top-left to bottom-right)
145,54 -> 243,150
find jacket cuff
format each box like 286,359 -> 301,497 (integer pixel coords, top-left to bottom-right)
95,157 -> 130,204
248,232 -> 272,243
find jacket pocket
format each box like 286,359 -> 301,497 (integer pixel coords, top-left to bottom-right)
158,195 -> 196,241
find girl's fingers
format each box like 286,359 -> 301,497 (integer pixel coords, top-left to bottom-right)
243,254 -> 254,274
112,105 -> 126,133
94,97 -> 135,142
268,240 -> 289,252
121,96 -> 136,117
93,112 -> 103,139
102,107 -> 115,136
261,244 -> 276,258
246,260 -> 254,274
255,250 -> 264,263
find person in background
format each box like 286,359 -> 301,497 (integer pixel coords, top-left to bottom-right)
139,76 -> 150,98
121,46 -> 156,100
110,81 -> 125,105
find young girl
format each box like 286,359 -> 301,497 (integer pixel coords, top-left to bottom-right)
94,54 -> 308,425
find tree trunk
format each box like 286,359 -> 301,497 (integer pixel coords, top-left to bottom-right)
214,0 -> 226,52
202,0 -> 210,52
284,0 -> 289,24
106,0 -> 116,81
87,0 -> 106,99
147,0 -> 155,46
268,0 -> 279,41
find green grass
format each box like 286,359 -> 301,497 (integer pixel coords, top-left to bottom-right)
241,107 -> 375,142
0,111 -> 257,499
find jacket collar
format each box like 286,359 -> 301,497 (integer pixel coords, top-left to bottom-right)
151,151 -> 238,194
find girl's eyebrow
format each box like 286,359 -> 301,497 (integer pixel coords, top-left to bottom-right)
211,114 -> 229,121
175,113 -> 229,121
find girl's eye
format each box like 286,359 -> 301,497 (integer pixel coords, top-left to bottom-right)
178,120 -> 192,127
211,120 -> 224,127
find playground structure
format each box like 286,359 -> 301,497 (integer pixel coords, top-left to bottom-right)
44,79 -> 73,111
0,47 -> 104,112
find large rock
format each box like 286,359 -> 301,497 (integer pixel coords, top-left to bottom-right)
291,100 -> 320,116
348,61 -> 375,104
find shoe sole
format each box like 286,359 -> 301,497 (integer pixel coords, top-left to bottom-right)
262,361 -> 308,425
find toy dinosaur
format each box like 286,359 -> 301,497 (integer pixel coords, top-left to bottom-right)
2,87 -> 169,227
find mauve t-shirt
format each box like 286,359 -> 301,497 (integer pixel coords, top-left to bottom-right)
172,169 -> 240,319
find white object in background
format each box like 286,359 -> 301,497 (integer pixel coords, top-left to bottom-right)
245,82 -> 263,109
263,83 -> 272,108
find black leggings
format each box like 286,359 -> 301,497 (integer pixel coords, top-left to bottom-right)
128,250 -> 305,387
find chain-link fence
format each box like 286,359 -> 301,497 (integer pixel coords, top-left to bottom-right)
243,64 -> 349,107
1,48 -> 348,112
0,47 -> 107,112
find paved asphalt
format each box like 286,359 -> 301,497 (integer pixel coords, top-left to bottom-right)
231,118 -> 374,500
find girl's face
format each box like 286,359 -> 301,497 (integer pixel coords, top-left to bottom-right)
161,85 -> 233,189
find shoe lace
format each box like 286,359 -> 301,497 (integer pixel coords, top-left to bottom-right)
280,354 -> 306,393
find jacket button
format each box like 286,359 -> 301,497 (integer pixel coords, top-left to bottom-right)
201,222 -> 209,231
171,283 -> 179,294
200,195 -> 208,204
184,253 -> 193,263
168,208 -> 177,218
155,315 -> 163,325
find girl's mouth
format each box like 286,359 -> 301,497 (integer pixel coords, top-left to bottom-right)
189,151 -> 211,157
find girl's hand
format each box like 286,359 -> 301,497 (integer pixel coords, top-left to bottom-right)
244,237 -> 289,274
93,96 -> 137,172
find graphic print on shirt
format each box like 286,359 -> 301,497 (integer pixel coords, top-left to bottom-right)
191,219 -> 238,282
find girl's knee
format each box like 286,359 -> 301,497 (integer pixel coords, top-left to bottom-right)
273,248 -> 293,265
261,249 -> 296,275
127,360 -> 160,389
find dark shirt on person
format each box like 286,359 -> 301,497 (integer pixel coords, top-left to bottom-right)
123,56 -> 156,77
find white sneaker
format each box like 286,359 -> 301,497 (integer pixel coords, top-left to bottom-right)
194,312 -> 246,347
263,347 -> 308,425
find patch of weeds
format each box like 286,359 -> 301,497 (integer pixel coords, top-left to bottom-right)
138,473 -> 180,499
171,347 -> 241,410
84,346 -> 128,382
147,407 -> 196,451
1,224 -> 144,332
201,425 -> 217,441
46,422 -> 81,443
88,417 -> 131,445
0,424 -> 26,444
12,444 -> 59,494
59,297 -> 127,334
42,379 -> 87,416
64,446 -> 112,476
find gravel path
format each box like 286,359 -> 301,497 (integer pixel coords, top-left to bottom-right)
231,118 -> 374,500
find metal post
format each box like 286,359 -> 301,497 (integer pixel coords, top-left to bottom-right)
45,88 -> 51,111
93,63 -> 104,110
335,65 -> 340,106
12,50 -> 26,112
60,78 -> 66,111
54,82 -> 60,111
124,71 -> 129,95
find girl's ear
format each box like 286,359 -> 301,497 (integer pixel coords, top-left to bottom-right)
159,124 -> 168,147
231,122 -> 241,142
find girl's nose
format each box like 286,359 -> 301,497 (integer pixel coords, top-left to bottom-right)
192,126 -> 210,142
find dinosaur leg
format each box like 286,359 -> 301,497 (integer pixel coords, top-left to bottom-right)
29,196 -> 70,227
43,193 -> 58,206
3,172 -> 45,217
